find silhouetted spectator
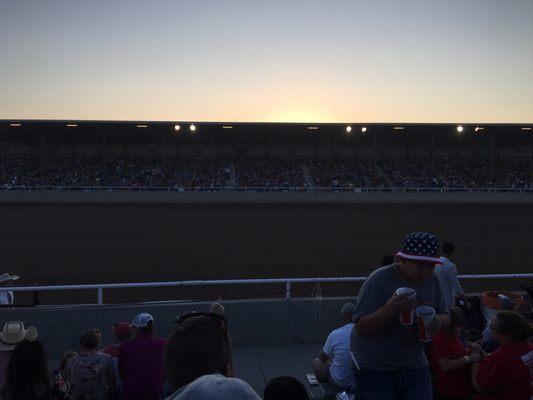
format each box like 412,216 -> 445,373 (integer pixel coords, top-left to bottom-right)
436,242 -> 468,310
0,273 -> 19,305
312,303 -> 355,391
472,310 -> 533,400
50,351 -> 77,400
264,376 -> 309,400
103,321 -> 133,393
0,321 -> 38,386
66,329 -> 116,400
0,340 -> 52,400
165,312 -> 230,390
430,307 -> 479,400
351,232 -> 450,400
167,373 -> 260,400
118,313 -> 165,400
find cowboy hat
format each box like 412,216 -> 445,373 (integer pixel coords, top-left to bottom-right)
0,321 -> 38,351
0,273 -> 20,284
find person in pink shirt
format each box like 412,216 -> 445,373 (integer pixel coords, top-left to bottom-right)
118,313 -> 165,400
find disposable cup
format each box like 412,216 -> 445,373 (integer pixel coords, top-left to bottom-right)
415,306 -> 436,342
395,287 -> 417,326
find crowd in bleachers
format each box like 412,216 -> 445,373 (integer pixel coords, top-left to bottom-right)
0,154 -> 532,189
1,233 -> 533,399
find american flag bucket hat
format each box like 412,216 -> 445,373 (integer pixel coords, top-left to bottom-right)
395,232 -> 443,265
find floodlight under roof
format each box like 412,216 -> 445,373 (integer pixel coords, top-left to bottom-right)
521,127 -> 532,131
345,126 -> 352,133
222,125 -> 233,129
307,126 -> 319,130
361,126 -> 367,133
66,124 -> 78,127
174,124 -> 181,131
475,127 -> 484,133
456,125 -> 464,133
189,124 -> 197,132
9,123 -> 21,127
136,124 -> 148,128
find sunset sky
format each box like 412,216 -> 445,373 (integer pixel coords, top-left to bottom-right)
1,0 -> 532,123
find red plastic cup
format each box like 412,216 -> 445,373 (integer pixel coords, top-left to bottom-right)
416,306 -> 436,342
395,287 -> 416,326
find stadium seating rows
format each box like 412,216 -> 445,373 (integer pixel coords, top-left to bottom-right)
1,155 -> 532,189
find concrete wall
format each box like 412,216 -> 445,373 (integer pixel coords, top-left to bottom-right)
0,191 -> 532,204
0,297 -> 353,359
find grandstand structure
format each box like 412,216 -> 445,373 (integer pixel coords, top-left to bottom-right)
1,120 -> 533,397
1,120 -> 532,191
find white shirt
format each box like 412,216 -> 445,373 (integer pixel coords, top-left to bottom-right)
435,256 -> 464,309
323,323 -> 355,389
0,291 -> 13,305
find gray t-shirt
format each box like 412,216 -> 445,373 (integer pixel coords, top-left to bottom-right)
350,265 -> 445,371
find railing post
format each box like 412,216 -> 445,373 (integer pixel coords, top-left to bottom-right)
285,282 -> 291,299
97,288 -> 103,305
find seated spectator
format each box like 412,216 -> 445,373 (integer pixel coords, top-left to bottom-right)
430,307 -> 479,400
166,373 -> 260,400
472,310 -> 533,400
482,295 -> 516,353
165,312 -> 258,399
50,351 -> 77,400
263,376 -> 309,400
312,303 -> 356,391
66,329 -> 117,400
0,321 -> 38,386
0,339 -> 53,400
118,313 -> 165,400
103,321 -> 133,392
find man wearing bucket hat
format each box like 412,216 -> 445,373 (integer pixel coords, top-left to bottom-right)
0,273 -> 20,305
350,232 -> 450,400
0,321 -> 38,385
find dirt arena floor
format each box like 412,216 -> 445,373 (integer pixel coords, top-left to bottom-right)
1,201 -> 532,304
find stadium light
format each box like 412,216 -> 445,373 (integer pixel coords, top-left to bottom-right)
393,126 -> 405,131
136,124 -> 148,128
345,126 -> 352,133
222,126 -> 234,129
456,125 -> 464,133
474,126 -> 484,133
307,126 -> 319,130
189,124 -> 197,132
521,127 -> 532,132
9,123 -> 21,127
66,124 -> 78,127
361,126 -> 367,133
174,124 -> 181,132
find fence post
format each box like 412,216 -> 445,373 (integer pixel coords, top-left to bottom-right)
97,288 -> 103,305
285,282 -> 291,299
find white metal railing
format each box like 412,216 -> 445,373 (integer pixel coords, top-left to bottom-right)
1,185 -> 532,193
3,273 -> 533,306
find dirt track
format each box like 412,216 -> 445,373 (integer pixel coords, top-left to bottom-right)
1,202 -> 532,303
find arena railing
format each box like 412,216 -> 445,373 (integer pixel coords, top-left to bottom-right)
3,273 -> 533,306
1,185 -> 532,193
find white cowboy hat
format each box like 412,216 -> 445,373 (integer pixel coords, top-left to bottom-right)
0,273 -> 20,284
0,321 -> 38,351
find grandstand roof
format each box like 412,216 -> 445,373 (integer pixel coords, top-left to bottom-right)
0,120 -> 532,146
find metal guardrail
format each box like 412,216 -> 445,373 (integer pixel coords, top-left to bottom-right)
3,273 -> 533,306
1,185 -> 533,193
